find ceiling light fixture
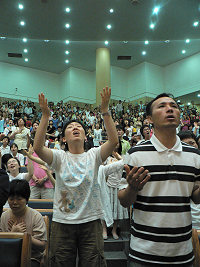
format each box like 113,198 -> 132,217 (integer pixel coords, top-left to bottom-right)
142,51 -> 146,55
149,23 -> 155,29
18,3 -> 24,10
182,50 -> 186,54
65,40 -> 70,44
104,40 -> 109,45
0,37 -> 6,40
24,58 -> 28,62
109,9 -> 114,13
65,23 -> 71,29
65,59 -> 69,64
20,21 -> 25,26
164,40 -> 170,43
123,41 -> 128,44
106,24 -> 112,30
24,49 -> 28,53
44,40 -> 50,42
185,39 -> 190,43
144,40 -> 149,45
22,38 -> 27,42
65,50 -> 70,55
65,7 -> 71,13
193,21 -> 199,27
153,6 -> 160,15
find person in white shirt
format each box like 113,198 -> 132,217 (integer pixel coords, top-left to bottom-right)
0,136 -> 10,156
33,87 -> 118,267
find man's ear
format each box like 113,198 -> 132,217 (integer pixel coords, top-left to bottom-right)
147,115 -> 153,124
62,137 -> 66,143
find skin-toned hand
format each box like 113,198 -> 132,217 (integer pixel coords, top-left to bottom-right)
125,165 -> 151,192
23,144 -> 34,158
39,93 -> 50,117
112,151 -> 122,160
11,222 -> 27,233
100,87 -> 111,113
8,218 -> 15,231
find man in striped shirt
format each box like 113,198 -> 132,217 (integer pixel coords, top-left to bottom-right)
118,93 -> 200,267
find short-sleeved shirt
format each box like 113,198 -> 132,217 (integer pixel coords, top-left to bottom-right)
14,127 -> 30,150
0,207 -> 47,261
49,147 -> 103,224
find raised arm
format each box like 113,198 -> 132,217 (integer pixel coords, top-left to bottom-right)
33,93 -> 53,165
23,145 -> 46,166
24,157 -> 34,182
100,87 -> 118,162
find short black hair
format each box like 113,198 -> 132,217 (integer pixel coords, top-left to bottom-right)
10,143 -> 19,150
1,153 -> 13,170
2,136 -> 10,143
6,157 -> 21,168
140,124 -> 150,138
146,93 -> 176,116
116,125 -> 124,131
9,179 -> 30,202
178,130 -> 197,142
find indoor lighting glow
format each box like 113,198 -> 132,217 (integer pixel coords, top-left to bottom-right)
20,21 -> 25,26
197,94 -> 200,97
104,40 -> 109,45
22,38 -> 27,42
185,39 -> 190,43
65,40 -> 70,44
23,49 -> 28,53
65,50 -> 70,55
24,58 -> 28,62
187,102 -> 191,106
44,40 -> 50,42
65,23 -> 71,29
109,9 -> 114,13
106,24 -> 112,30
65,7 -> 71,13
193,21 -> 199,27
0,37 -> 6,40
164,40 -> 170,43
144,40 -> 149,45
182,50 -> 186,54
177,100 -> 180,103
142,51 -> 146,55
153,6 -> 160,14
65,59 -> 69,64
149,23 -> 155,29
18,4 -> 23,10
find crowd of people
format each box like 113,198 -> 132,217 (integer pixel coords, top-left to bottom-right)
0,91 -> 200,266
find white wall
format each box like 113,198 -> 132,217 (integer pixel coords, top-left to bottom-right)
164,52 -> 200,97
0,62 -> 60,102
145,62 -> 164,96
111,66 -> 128,100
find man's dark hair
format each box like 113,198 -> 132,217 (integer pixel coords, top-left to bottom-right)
178,130 -> 197,143
116,125 -> 124,131
140,125 -> 150,139
9,179 -> 30,202
2,136 -> 10,143
146,93 -> 176,116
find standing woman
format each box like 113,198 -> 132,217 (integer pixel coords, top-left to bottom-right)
9,118 -> 30,152
33,87 -> 118,267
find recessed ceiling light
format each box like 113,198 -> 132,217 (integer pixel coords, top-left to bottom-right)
22,38 -> 27,42
65,40 -> 70,44
142,51 -> 146,55
65,59 -> 69,64
104,40 -> 109,45
65,23 -> 71,29
182,50 -> 186,54
149,23 -> 155,29
65,50 -> 70,55
144,40 -> 149,45
24,58 -> 28,62
193,21 -> 199,27
18,3 -> 24,10
65,7 -> 71,13
123,41 -> 128,44
0,37 -> 6,40
44,40 -> 50,42
109,9 -> 114,13
164,40 -> 170,43
20,21 -> 25,26
23,49 -> 28,53
185,39 -> 190,43
106,24 -> 112,30
153,6 -> 160,14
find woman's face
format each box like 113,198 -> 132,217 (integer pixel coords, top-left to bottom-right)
18,118 -> 24,127
8,195 -> 27,213
7,158 -> 20,173
11,144 -> 18,154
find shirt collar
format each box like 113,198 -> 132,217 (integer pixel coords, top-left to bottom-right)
150,134 -> 182,152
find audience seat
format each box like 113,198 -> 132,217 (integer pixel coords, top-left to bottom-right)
20,166 -> 28,173
36,209 -> 53,226
28,199 -> 53,209
0,232 -> 31,267
192,228 -> 200,267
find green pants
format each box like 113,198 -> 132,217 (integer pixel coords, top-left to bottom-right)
50,219 -> 107,267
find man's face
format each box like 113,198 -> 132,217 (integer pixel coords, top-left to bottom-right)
182,138 -> 198,149
143,127 -> 150,139
117,128 -> 124,137
149,97 -> 180,130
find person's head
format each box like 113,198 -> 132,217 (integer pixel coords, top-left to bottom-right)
116,125 -> 124,138
2,136 -> 10,147
140,125 -> 150,140
8,119 -> 14,126
49,120 -> 54,127
6,157 -> 21,174
32,121 -> 39,131
1,153 -> 13,170
95,123 -> 100,130
10,143 -> 19,155
178,131 -> 198,149
114,138 -> 122,155
17,118 -> 26,127
146,93 -> 180,130
62,120 -> 86,151
8,179 -> 30,213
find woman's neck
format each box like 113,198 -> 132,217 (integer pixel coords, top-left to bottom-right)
12,206 -> 27,218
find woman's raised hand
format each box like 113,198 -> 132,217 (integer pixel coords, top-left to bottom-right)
39,93 -> 50,117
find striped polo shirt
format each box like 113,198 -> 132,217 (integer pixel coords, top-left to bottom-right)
124,134 -> 200,266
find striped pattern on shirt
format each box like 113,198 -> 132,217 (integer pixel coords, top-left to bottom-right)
125,138 -> 200,266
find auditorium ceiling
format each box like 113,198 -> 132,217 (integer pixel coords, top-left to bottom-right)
0,0 -> 200,74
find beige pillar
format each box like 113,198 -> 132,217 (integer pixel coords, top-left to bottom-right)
96,48 -> 110,107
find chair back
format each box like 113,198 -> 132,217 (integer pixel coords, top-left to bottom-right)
0,232 -> 31,267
